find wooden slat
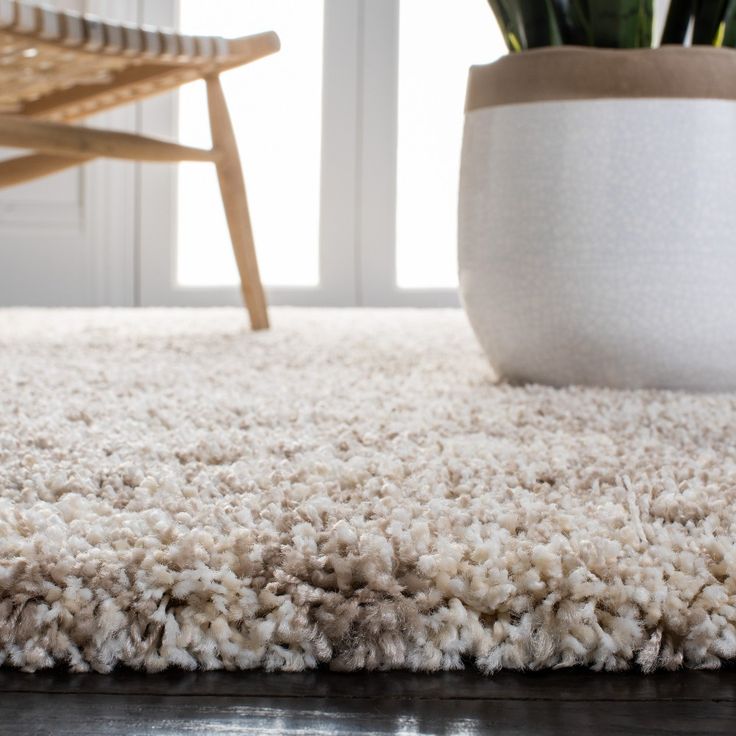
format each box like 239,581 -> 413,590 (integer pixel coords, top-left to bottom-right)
0,151 -> 87,188
122,23 -> 142,56
178,34 -> 196,58
141,28 -> 162,57
20,64 -> 199,120
160,31 -> 179,59
214,36 -> 229,60
60,11 -> 84,47
16,30 -> 280,124
0,1 -> 279,71
38,7 -> 61,41
102,21 -> 123,54
226,31 -> 280,63
83,17 -> 105,51
0,114 -> 217,162
196,35 -> 214,59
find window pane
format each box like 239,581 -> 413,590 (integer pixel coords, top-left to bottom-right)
177,0 -> 323,287
396,0 -> 504,289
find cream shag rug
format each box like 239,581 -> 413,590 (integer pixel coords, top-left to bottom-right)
1,308 -> 735,674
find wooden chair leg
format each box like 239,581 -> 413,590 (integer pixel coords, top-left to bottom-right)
206,75 -> 269,330
0,114 -> 216,162
0,153 -> 89,189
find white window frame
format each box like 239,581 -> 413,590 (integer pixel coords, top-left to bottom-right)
137,0 -> 459,307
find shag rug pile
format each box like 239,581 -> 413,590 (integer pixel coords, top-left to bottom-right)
1,308 -> 735,674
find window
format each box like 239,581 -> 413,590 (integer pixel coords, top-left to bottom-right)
395,0 -> 503,289
138,0 -> 505,307
177,0 -> 324,288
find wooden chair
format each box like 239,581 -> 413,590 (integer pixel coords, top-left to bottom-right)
0,0 -> 278,329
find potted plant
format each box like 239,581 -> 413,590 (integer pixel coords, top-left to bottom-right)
459,1 -> 736,390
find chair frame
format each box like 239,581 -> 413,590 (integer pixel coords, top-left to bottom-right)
0,0 -> 279,329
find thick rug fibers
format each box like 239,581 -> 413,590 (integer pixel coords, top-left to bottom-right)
1,308 -> 736,674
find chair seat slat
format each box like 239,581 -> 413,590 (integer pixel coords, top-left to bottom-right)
195,35 -> 214,59
122,23 -> 142,55
0,0 -> 279,112
39,8 -> 61,40
142,28 -> 162,57
83,17 -> 105,51
60,12 -> 84,46
103,21 -> 123,54
214,37 -> 228,60
178,34 -> 196,58
160,30 -> 179,59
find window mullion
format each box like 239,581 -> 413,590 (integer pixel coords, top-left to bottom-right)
356,0 -> 400,306
318,0 -> 362,306
137,0 -> 363,307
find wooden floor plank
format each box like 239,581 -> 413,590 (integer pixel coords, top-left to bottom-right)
1,669 -> 734,735
0,692 -> 734,736
1,667 -> 735,702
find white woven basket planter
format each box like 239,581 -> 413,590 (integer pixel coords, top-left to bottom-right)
459,47 -> 736,391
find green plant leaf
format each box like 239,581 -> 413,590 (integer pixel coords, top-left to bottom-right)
516,0 -> 564,47
551,0 -> 593,44
723,0 -> 736,46
587,0 -> 652,48
488,0 -> 654,50
638,0 -> 654,46
487,0 -> 523,51
692,0 -> 728,44
661,0 -> 695,44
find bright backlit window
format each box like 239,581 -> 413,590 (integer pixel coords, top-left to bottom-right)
395,0 -> 504,288
177,0 -> 324,287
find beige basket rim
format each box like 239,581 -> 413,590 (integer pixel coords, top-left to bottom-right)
466,45 -> 736,111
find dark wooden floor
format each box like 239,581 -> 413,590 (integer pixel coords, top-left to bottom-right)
1,667 -> 735,735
